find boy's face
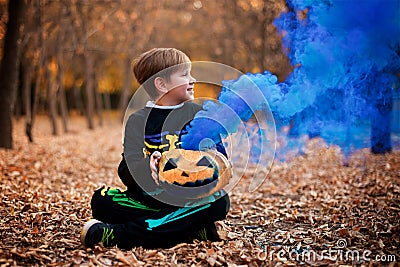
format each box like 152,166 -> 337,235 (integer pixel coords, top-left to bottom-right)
161,66 -> 196,105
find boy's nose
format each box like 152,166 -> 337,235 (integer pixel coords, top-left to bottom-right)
190,76 -> 196,84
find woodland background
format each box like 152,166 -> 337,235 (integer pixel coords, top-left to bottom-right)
0,0 -> 292,148
1,1 -> 399,266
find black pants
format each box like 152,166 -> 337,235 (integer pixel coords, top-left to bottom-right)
90,186 -> 230,249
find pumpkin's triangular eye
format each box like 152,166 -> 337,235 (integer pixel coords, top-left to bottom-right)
196,156 -> 213,168
163,158 -> 177,172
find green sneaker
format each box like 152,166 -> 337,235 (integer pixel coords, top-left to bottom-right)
197,222 -> 221,242
80,219 -> 116,248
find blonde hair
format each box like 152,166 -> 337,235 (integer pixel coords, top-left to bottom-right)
133,48 -> 191,99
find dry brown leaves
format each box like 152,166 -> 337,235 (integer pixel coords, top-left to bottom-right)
1,116 -> 399,266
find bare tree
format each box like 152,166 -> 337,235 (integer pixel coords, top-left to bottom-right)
0,0 -> 25,149
45,56 -> 59,135
83,51 -> 95,129
119,57 -> 133,120
23,0 -> 43,142
56,3 -> 70,133
21,57 -> 34,141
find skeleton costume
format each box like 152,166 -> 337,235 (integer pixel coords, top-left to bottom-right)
89,101 -> 230,249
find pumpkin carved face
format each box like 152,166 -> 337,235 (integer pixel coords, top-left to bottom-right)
158,149 -> 232,198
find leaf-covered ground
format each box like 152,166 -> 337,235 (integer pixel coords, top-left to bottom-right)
1,116 -> 399,266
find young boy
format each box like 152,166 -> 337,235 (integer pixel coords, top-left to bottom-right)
80,48 -> 230,249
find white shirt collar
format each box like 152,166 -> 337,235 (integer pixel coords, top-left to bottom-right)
145,101 -> 185,109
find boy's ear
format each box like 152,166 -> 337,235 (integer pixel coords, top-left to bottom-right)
154,77 -> 168,94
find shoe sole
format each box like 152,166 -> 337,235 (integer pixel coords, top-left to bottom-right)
80,219 -> 102,247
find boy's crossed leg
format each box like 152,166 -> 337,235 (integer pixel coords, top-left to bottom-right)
82,186 -> 230,249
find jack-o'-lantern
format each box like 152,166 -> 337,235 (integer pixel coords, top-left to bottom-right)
158,149 -> 232,199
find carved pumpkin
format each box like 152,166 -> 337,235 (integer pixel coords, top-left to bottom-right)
158,149 -> 232,199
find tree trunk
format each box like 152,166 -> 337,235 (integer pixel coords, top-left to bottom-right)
22,59 -> 34,142
56,4 -> 69,133
57,45 -> 69,133
95,90 -> 103,126
25,0 -> 43,143
119,57 -> 133,121
0,0 -> 25,149
29,63 -> 42,141
103,92 -> 111,111
73,84 -> 85,116
45,57 -> 59,135
84,52 -> 95,129
93,72 -> 103,127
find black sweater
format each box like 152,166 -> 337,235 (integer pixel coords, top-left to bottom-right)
118,101 -> 226,208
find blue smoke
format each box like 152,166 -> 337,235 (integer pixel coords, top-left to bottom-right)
273,0 -> 400,157
182,0 -> 400,160
181,71 -> 280,151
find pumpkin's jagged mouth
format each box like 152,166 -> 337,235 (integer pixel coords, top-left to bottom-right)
172,170 -> 219,187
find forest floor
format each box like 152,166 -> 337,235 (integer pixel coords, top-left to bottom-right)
0,115 -> 399,267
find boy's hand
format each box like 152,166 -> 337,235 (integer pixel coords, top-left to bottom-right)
150,151 -> 162,186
